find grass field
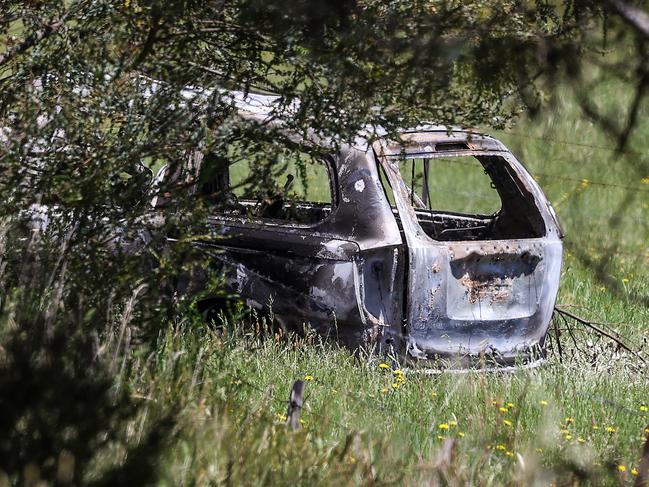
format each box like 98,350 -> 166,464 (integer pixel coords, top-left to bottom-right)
106,85 -> 649,486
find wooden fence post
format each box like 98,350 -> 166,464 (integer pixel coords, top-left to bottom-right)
286,380 -> 305,430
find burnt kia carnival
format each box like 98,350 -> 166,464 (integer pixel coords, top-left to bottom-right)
154,96 -> 564,368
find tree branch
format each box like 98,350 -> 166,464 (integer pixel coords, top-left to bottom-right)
554,306 -> 646,364
0,17 -> 66,67
607,0 -> 649,39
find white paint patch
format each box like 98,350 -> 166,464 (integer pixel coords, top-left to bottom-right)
354,179 -> 365,192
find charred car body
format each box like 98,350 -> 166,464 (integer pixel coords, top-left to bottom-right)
154,94 -> 563,368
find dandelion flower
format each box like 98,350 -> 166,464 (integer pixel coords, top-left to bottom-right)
304,374 -> 314,381
618,465 -> 627,472
393,369 -> 404,376
605,426 -> 617,433
540,400 -> 548,406
507,402 -> 515,408
276,413 -> 287,421
438,423 -> 450,430
437,435 -> 445,440
458,432 -> 465,438
593,425 -> 600,430
506,451 -> 514,457
378,363 -> 390,370
565,434 -> 573,440
496,444 -> 507,451
498,407 -> 508,413
503,419 -> 513,427
449,420 -> 458,427
578,437 -> 586,444
640,405 -> 648,412
632,468 -> 639,476
644,427 -> 649,434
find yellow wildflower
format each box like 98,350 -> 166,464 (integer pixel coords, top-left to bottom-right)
642,177 -> 649,184
304,374 -> 314,381
632,468 -> 639,476
393,369 -> 404,376
560,429 -> 570,434
506,451 -> 514,457
618,465 -> 627,472
605,426 -> 617,433
381,387 -> 389,393
498,407 -> 508,413
565,434 -> 573,440
645,427 -> 649,434
276,413 -> 287,421
507,402 -> 515,408
503,419 -> 513,427
458,432 -> 465,438
496,444 -> 507,451
540,400 -> 548,406
431,390 -> 438,397
437,435 -> 445,440
378,363 -> 390,370
578,437 -> 586,443
449,420 -> 458,427
640,405 -> 648,412
593,425 -> 600,430
438,423 -> 450,430
391,382 -> 400,389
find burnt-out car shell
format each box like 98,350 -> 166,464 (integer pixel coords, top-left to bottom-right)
160,94 -> 564,368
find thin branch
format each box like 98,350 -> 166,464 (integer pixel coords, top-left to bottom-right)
0,16 -> 67,67
617,64 -> 649,152
554,306 -> 646,364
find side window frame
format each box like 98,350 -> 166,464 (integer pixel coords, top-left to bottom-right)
210,153 -> 339,228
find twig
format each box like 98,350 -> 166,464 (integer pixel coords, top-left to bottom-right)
554,306 -> 646,364
553,317 -> 563,363
0,16 -> 67,67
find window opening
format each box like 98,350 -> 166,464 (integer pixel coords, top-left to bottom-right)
199,144 -> 334,224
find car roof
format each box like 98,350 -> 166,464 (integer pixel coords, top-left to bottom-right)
200,89 -> 507,153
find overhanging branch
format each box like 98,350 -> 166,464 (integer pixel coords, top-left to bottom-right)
607,0 -> 649,39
